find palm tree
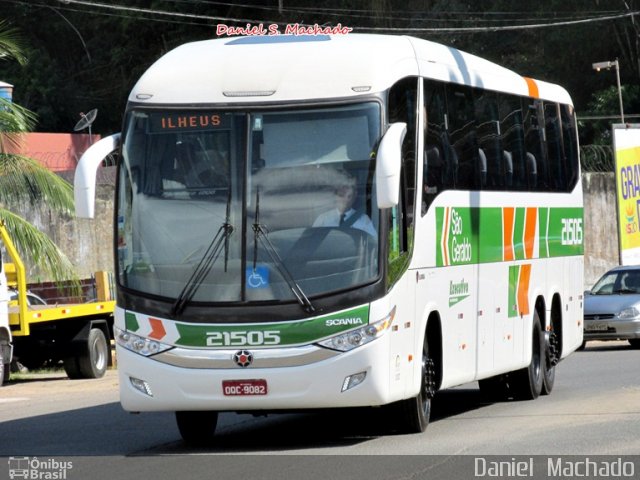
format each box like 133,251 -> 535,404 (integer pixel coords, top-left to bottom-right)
0,20 -> 78,285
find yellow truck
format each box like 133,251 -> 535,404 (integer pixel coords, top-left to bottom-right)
0,222 -> 115,385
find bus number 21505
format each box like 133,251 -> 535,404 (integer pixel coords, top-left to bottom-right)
206,330 -> 281,347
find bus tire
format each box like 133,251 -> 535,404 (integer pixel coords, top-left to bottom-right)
396,335 -> 436,433
0,362 -> 5,386
542,364 -> 555,395
176,411 -> 218,446
64,328 -> 108,379
542,330 -> 558,395
512,312 -> 544,400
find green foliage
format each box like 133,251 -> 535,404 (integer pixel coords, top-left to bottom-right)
581,84 -> 640,145
0,20 -> 27,65
0,19 -> 79,287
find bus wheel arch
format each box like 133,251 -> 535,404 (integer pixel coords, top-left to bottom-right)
425,311 -> 443,393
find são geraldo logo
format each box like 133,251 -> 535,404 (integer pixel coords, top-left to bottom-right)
216,23 -> 353,37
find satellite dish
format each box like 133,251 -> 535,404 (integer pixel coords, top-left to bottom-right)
74,108 -> 98,144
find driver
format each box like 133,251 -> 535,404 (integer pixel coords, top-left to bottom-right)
312,172 -> 376,237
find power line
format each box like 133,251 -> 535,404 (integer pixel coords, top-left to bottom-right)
155,0 -> 619,24
36,0 -> 640,34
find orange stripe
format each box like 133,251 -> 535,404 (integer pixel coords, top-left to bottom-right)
523,77 -> 539,99
523,207 -> 537,259
148,317 -> 167,340
517,264 -> 532,316
503,207 -> 515,261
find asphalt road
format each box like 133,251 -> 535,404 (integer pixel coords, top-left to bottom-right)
1,341 -> 638,480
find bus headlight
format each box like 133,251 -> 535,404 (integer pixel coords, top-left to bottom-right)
115,326 -> 172,356
317,307 -> 395,352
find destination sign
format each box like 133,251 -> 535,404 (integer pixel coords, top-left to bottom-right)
148,112 -> 230,133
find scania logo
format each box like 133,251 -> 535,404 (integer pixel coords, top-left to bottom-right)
233,350 -> 253,368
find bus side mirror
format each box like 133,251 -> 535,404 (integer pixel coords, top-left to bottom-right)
375,122 -> 406,208
74,133 -> 121,218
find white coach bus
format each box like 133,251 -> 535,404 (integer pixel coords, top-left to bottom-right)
75,33 -> 584,445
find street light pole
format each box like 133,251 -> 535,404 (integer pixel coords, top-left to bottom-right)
614,60 -> 624,124
592,59 -> 625,123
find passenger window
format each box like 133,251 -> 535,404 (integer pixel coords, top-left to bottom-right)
544,103 -> 565,191
499,95 -> 525,190
422,79 -> 450,213
446,84 -> 479,190
474,90 -> 501,190
523,99 -> 548,191
561,104 -> 579,191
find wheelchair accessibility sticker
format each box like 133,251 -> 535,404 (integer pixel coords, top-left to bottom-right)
246,266 -> 270,289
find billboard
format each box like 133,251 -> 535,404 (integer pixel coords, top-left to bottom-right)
613,124 -> 640,265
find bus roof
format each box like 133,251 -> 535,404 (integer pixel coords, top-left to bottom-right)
129,34 -> 573,106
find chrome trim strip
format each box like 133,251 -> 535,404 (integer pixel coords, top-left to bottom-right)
152,344 -> 339,369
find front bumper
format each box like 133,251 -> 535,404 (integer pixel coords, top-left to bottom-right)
583,316 -> 640,341
117,336 -> 396,412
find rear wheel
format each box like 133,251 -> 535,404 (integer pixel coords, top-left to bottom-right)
0,362 -> 5,386
396,335 -> 436,433
542,329 -> 559,395
629,339 -> 640,349
176,411 -> 218,446
511,311 -> 544,400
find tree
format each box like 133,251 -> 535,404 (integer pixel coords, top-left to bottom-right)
0,20 -> 78,285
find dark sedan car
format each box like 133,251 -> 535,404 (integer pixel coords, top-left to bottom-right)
584,266 -> 640,348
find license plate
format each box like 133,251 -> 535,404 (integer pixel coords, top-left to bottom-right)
222,379 -> 268,396
585,322 -> 608,332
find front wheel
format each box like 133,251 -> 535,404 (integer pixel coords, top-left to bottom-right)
176,411 -> 219,446
395,336 -> 437,433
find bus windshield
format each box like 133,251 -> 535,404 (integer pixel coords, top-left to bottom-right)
117,103 -> 381,307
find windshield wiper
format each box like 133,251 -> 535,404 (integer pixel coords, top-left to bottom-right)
252,188 -> 315,314
171,192 -> 233,317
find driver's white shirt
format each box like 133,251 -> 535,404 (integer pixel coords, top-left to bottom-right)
312,208 -> 376,237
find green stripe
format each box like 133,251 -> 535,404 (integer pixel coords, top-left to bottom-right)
478,208 -> 503,263
547,207 -> 584,257
125,312 -> 140,332
435,207 -> 445,267
538,207 -> 550,258
435,206 -> 583,267
173,305 -> 370,348
514,207 -> 526,260
508,265 -> 519,318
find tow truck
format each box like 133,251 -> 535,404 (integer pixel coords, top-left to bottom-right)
0,221 -> 115,385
